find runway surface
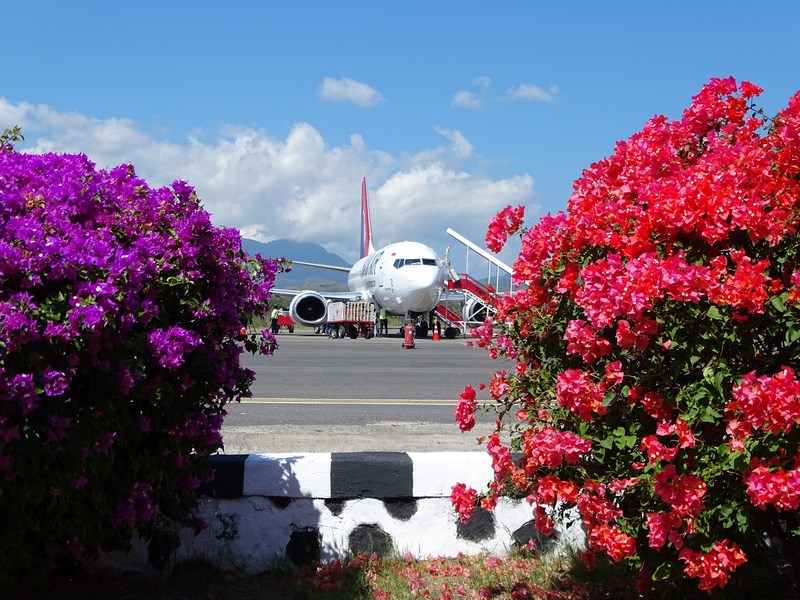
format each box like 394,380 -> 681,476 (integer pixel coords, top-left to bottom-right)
221,330 -> 511,453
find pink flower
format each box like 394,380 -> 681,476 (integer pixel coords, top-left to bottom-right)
646,511 -> 683,549
522,426 -> 592,469
744,462 -> 800,511
653,464 -> 707,517
564,319 -> 612,364
450,483 -> 478,522
680,540 -> 747,592
556,369 -> 607,421
486,205 -> 525,253
487,434 -> 514,479
587,524 -> 636,562
455,386 -> 477,432
726,366 -> 800,438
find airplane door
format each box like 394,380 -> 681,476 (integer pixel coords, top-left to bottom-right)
377,262 -> 384,287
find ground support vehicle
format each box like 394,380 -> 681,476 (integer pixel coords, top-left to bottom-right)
277,311 -> 295,333
325,301 -> 376,339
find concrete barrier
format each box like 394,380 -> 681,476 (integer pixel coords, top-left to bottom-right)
102,452 -> 584,575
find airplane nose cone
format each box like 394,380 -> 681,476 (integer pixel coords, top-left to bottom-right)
402,268 -> 444,312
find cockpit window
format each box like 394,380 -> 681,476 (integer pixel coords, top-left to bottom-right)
392,257 -> 438,268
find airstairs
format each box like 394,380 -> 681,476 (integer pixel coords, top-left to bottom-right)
434,228 -> 515,337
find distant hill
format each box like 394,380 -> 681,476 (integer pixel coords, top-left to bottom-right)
241,238 -> 349,290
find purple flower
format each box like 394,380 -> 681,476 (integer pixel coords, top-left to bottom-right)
68,303 -> 105,330
1,148 -> 280,556
70,475 -> 88,490
147,326 -> 202,370
117,365 -> 138,395
0,452 -> 13,473
112,482 -> 155,527
42,368 -> 70,397
9,373 -> 38,414
0,421 -> 20,443
136,415 -> 151,433
92,431 -> 116,456
45,414 -> 72,442
44,321 -> 76,342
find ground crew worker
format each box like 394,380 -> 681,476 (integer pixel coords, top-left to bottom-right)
379,306 -> 388,337
271,306 -> 279,335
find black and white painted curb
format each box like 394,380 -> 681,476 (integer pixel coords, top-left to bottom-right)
101,452 -> 584,575
208,452 -> 497,499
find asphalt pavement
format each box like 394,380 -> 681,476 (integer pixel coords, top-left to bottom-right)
221,329 -> 511,453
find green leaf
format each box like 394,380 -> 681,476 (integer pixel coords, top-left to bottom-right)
717,504 -> 733,527
771,293 -> 787,312
736,508 -> 749,534
623,435 -> 638,448
651,561 -> 673,581
701,405 -> 722,423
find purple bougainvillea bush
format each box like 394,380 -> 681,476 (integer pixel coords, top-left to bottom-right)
0,132 -> 281,580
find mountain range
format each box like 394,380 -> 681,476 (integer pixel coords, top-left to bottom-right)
240,238 -> 349,291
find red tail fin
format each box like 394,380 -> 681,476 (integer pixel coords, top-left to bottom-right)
360,177 -> 375,258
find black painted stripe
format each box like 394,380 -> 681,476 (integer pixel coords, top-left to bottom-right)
205,454 -> 248,498
330,452 -> 413,498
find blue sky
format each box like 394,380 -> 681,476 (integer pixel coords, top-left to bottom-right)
4,2 -> 800,266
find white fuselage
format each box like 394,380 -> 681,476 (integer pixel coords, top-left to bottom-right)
347,241 -> 446,315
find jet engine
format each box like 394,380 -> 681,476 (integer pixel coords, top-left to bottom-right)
289,291 -> 328,326
463,297 -> 488,324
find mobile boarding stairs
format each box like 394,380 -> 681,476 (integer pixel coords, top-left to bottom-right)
434,228 -> 516,338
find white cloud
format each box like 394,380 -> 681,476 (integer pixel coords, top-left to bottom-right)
506,83 -> 560,103
453,77 -> 560,110
372,165 -> 532,265
452,76 -> 491,109
317,77 -> 384,107
451,90 -> 483,109
0,98 -> 534,265
434,127 -> 473,160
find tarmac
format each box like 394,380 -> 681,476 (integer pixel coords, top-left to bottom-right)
221,328 -> 510,454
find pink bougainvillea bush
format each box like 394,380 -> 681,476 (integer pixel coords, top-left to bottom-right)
453,79 -> 800,593
0,130 -> 281,580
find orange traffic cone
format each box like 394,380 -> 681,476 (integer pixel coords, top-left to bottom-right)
433,323 -> 440,341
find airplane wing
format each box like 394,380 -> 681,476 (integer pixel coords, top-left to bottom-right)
272,259 -> 357,300
265,259 -> 366,326
289,260 -> 351,273
271,288 -> 364,303
268,287 -> 367,327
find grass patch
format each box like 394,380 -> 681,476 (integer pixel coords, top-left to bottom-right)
7,546 -> 798,599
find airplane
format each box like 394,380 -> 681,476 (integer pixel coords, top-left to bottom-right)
271,178 -> 448,332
